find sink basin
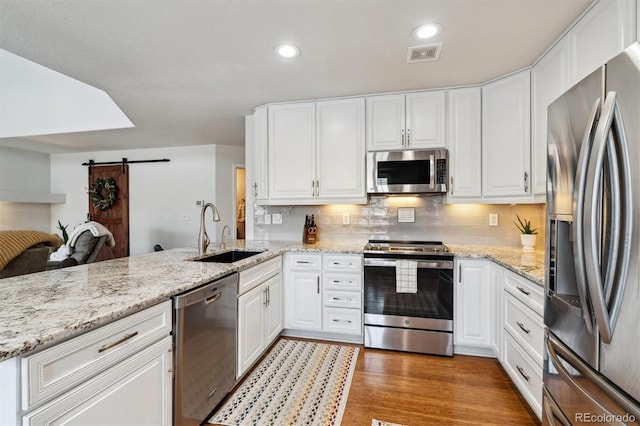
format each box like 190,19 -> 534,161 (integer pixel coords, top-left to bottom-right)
194,250 -> 265,263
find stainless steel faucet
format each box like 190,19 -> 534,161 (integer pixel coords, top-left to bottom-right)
198,203 -> 221,255
221,225 -> 231,248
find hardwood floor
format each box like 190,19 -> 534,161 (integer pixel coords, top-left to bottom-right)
341,346 -> 539,425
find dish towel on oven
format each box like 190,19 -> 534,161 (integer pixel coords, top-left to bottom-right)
396,260 -> 417,293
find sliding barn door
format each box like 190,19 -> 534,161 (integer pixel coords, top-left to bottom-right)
88,165 -> 130,260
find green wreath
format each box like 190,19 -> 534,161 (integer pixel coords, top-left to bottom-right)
89,177 -> 118,210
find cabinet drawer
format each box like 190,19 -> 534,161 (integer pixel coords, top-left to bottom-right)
504,293 -> 544,367
324,290 -> 362,309
503,270 -> 543,316
23,336 -> 172,426
323,273 -> 362,291
323,254 -> 362,272
239,255 -> 282,295
322,308 -> 362,335
503,332 -> 543,418
21,301 -> 172,409
287,253 -> 321,271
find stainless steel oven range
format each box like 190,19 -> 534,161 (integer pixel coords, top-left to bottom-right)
363,240 -> 454,356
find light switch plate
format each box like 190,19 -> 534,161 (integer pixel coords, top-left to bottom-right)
489,213 -> 498,226
272,213 -> 282,224
264,214 -> 271,225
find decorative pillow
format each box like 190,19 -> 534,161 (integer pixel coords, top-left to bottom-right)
70,231 -> 99,263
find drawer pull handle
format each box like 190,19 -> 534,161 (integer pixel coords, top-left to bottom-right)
98,331 -> 139,353
516,321 -> 531,334
332,297 -> 352,302
516,286 -> 531,296
332,262 -> 340,265
332,319 -> 352,323
516,365 -> 530,382
297,261 -> 311,264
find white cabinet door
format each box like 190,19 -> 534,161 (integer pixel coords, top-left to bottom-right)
365,94 -> 405,151
531,39 -> 570,196
405,91 -> 446,149
454,259 -> 492,349
316,98 -> 366,201
446,87 -> 482,199
482,70 -> 531,198
569,0 -> 636,86
264,274 -> 283,345
490,264 -> 504,360
237,283 -> 266,376
23,336 -> 172,426
251,106 -> 269,201
287,271 -> 322,331
268,102 -> 316,200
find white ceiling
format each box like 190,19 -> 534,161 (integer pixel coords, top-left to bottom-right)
0,0 -> 592,154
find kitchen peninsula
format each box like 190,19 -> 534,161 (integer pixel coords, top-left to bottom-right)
0,241 -> 544,425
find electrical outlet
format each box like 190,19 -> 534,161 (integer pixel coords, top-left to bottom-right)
342,213 -> 350,225
272,213 -> 282,224
264,214 -> 272,225
489,213 -> 498,226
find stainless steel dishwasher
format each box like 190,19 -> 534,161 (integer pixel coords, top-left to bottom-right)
173,272 -> 238,426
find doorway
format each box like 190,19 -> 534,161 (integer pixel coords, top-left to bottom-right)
235,166 -> 246,239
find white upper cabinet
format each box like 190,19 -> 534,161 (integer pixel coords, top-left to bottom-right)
482,70 -> 531,199
315,98 -> 366,202
405,91 -> 446,149
568,0 -> 636,87
251,106 -> 269,201
446,87 -> 482,200
267,99 -> 365,204
366,91 -> 445,151
531,39 -> 570,196
268,102 -> 316,200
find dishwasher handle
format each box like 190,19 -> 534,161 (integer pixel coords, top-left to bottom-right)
173,273 -> 238,310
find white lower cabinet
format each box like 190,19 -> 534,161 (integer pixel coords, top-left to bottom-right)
13,301 -> 174,426
237,256 -> 283,378
23,336 -> 173,426
499,267 -> 544,419
454,259 -> 493,356
490,263 -> 504,360
284,252 -> 363,340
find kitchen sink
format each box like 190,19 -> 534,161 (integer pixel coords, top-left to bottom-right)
194,250 -> 265,263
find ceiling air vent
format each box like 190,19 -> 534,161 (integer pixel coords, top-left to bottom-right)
406,43 -> 443,63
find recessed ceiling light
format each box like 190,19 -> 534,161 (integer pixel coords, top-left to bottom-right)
275,44 -> 301,58
412,23 -> 442,40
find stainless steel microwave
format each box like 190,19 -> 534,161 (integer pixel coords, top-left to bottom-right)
366,149 -> 448,194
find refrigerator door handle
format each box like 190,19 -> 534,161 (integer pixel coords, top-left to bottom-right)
542,387 -> 572,426
584,92 -> 633,344
546,331 -> 640,420
572,98 -> 600,335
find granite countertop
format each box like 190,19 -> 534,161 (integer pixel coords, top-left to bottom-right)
447,244 -> 545,285
0,239 -> 543,362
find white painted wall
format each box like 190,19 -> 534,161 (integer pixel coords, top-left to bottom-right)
0,146 -> 53,231
50,144 -> 244,255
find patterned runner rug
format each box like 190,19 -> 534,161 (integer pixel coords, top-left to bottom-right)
209,338 -> 359,426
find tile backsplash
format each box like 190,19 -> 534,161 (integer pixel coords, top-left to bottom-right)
253,195 -> 546,248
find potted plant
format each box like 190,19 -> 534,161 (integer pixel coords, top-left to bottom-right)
514,215 -> 538,252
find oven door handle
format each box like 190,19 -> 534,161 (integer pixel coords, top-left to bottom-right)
364,258 -> 453,269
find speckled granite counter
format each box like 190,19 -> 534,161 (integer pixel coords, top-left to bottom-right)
448,244 -> 545,285
0,240 -> 364,361
1,239 -> 546,362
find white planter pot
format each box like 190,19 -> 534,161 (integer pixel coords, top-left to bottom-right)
520,234 -> 537,252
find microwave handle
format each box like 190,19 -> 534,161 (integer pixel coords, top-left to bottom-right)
429,154 -> 435,190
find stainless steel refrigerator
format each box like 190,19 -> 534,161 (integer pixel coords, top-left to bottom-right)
544,42 -> 640,425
